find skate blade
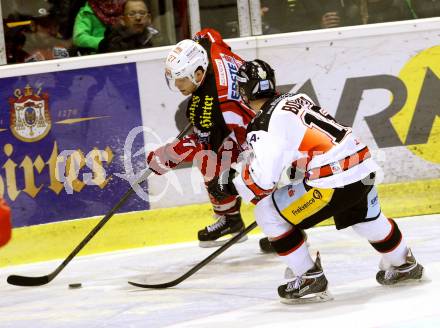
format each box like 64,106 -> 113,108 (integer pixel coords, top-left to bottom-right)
381,272 -> 430,287
380,267 -> 430,287
280,290 -> 334,305
199,234 -> 248,248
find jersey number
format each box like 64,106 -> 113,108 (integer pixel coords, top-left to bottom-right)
303,107 -> 350,144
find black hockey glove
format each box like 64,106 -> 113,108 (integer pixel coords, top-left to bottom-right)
207,168 -> 238,201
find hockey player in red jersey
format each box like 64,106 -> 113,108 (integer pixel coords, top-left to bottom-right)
208,59 -> 424,303
0,197 -> 12,247
147,29 -> 255,247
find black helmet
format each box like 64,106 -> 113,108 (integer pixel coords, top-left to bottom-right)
237,59 -> 276,104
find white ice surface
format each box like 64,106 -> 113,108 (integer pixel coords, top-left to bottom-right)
0,214 -> 439,328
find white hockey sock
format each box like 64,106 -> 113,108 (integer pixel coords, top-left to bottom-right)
382,240 -> 408,268
280,242 -> 315,277
352,213 -> 408,267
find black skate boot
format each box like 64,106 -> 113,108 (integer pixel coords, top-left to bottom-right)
259,236 -> 275,253
198,213 -> 247,248
260,230 -> 309,253
376,249 -> 424,286
278,252 -> 333,304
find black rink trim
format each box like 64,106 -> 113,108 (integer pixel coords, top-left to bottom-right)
370,219 -> 402,253
271,227 -> 304,255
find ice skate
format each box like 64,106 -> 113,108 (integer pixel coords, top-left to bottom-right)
376,249 -> 424,286
198,213 -> 247,248
259,236 -> 275,253
278,252 -> 333,304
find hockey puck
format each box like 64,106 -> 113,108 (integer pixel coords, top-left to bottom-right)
68,283 -> 82,289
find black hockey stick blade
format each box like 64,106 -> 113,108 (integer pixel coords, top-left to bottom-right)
7,123 -> 193,287
7,274 -> 52,287
7,187 -> 137,286
128,221 -> 258,289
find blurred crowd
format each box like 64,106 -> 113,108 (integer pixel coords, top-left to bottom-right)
3,0 -> 172,63
260,0 -> 440,34
3,0 -> 440,64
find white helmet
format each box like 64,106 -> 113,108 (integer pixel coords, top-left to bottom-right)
165,39 -> 209,91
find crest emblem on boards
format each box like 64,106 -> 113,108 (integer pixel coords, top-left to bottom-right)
9,84 -> 52,142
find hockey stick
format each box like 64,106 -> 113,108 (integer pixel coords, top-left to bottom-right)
128,221 -> 258,289
7,123 -> 192,287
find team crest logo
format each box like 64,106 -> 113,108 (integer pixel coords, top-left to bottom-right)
9,84 -> 51,142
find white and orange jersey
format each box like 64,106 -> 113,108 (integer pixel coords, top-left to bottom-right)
233,93 -> 379,204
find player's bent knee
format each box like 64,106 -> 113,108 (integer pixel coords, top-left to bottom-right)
352,213 -> 403,252
255,196 -> 291,237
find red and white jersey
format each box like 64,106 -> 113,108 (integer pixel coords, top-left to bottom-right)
233,93 -> 379,204
148,29 -> 255,177
192,28 -> 255,149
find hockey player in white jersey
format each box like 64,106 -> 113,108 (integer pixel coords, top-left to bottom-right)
208,59 -> 424,304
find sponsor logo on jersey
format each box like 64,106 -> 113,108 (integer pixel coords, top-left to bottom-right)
280,188 -> 333,225
188,95 -> 201,126
215,59 -> 227,86
291,189 -> 323,216
220,54 -> 240,100
292,197 -> 315,216
188,93 -> 215,130
9,84 -> 51,142
313,189 -> 322,200
329,161 -> 343,174
201,95 -> 214,129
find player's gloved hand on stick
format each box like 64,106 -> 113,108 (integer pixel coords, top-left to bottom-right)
146,134 -> 201,175
207,168 -> 238,201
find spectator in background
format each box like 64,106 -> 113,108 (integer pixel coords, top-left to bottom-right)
261,0 -> 323,34
23,8 -> 71,62
4,20 -> 31,63
98,0 -> 162,53
4,8 -> 72,63
320,0 -> 414,28
73,0 -> 126,55
319,1 -> 361,28
49,0 -> 87,40
407,0 -> 440,18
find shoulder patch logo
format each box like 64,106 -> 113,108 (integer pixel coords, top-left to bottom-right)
215,59 -> 227,86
